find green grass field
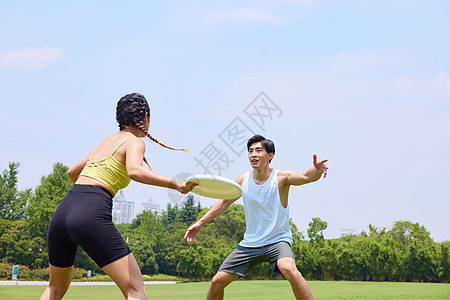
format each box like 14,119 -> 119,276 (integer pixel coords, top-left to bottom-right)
0,280 -> 449,299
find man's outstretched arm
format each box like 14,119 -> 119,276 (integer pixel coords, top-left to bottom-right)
284,154 -> 328,186
184,173 -> 245,243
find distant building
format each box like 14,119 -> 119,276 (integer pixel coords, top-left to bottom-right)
112,190 -> 135,224
140,198 -> 160,214
341,229 -> 356,237
376,224 -> 394,232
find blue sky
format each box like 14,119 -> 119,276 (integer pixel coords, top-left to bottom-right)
1,0 -> 449,241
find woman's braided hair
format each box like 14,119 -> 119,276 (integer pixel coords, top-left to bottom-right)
116,93 -> 188,169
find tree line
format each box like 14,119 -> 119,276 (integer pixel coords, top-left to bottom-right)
0,162 -> 448,282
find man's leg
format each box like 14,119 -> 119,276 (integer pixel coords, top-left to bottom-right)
277,257 -> 313,300
207,271 -> 240,300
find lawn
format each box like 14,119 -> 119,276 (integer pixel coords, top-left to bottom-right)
0,280 -> 448,299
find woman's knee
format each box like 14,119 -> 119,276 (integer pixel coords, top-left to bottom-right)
119,280 -> 147,297
40,285 -> 68,300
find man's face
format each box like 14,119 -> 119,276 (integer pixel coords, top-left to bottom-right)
248,142 -> 273,168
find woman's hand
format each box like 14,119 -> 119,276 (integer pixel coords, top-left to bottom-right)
176,179 -> 198,194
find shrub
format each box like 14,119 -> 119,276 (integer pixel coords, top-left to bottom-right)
0,262 -> 12,279
0,263 -> 37,280
73,268 -> 82,279
77,268 -> 88,277
33,267 -> 50,280
72,275 -> 112,282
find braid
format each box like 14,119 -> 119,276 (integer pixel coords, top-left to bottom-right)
134,98 -> 189,152
137,123 -> 190,153
116,93 -> 190,163
143,156 -> 153,171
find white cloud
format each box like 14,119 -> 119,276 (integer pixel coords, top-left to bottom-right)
426,71 -> 450,95
0,46 -> 63,70
207,7 -> 280,24
385,71 -> 450,101
326,47 -> 412,75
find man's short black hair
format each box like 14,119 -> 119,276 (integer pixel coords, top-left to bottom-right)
247,135 -> 275,163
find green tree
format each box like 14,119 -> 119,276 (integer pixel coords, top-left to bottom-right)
74,247 -> 102,274
337,247 -> 367,281
178,194 -> 200,224
158,222 -> 190,275
246,261 -> 276,279
131,210 -> 167,274
0,218 -> 13,238
436,241 -> 450,282
127,232 -> 159,274
0,220 -> 47,268
307,217 -> 327,243
208,204 -> 246,243
0,162 -> 31,220
156,203 -> 245,278
403,239 -> 437,282
133,211 -> 167,246
208,246 -> 236,278
290,218 -> 304,244
26,163 -> 73,239
364,241 -> 399,281
293,241 -> 322,280
368,224 -> 387,237
320,241 -> 338,280
177,246 -> 212,280
160,203 -> 179,232
387,220 -> 432,247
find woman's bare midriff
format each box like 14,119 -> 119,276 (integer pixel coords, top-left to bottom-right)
75,176 -> 116,197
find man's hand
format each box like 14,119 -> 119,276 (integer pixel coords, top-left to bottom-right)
184,221 -> 203,243
313,154 -> 328,178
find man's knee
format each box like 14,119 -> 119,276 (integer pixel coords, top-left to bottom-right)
210,275 -> 221,287
211,272 -> 238,289
281,265 -> 301,278
277,259 -> 302,279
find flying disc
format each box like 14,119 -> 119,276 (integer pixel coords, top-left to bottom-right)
185,174 -> 242,200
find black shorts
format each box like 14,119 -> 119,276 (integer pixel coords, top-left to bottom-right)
218,241 -> 295,277
47,184 -> 131,268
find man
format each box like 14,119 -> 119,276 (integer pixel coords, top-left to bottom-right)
184,134 -> 328,300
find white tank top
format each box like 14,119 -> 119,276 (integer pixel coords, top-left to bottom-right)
239,169 -> 293,247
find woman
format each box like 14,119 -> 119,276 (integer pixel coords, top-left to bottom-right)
40,93 -> 196,300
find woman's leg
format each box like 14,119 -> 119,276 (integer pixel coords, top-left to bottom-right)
102,253 -> 147,300
40,264 -> 74,300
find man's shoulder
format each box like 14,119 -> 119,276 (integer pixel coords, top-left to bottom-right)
277,169 -> 294,177
276,170 -> 296,186
235,171 -> 249,185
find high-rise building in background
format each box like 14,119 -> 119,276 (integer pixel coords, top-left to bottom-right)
112,190 -> 135,224
340,229 -> 356,237
140,198 -> 160,214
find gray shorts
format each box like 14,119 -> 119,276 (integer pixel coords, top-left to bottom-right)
218,241 -> 295,277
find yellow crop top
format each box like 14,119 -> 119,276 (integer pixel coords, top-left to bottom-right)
79,137 -> 134,195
